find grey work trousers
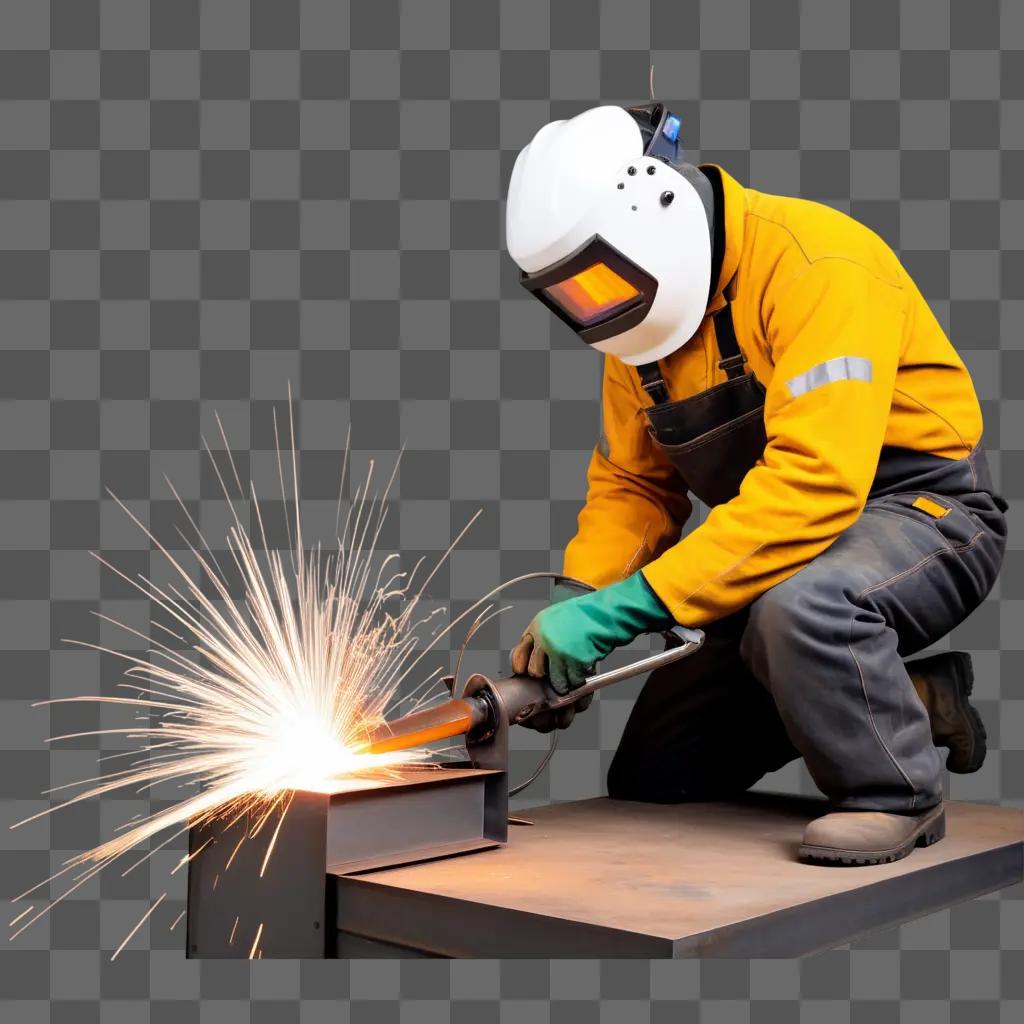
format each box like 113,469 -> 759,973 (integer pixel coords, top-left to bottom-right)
607,447 -> 1007,814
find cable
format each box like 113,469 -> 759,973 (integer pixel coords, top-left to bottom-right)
453,571 -> 594,798
509,732 -> 558,798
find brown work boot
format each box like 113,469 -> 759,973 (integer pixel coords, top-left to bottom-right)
798,804 -> 945,866
908,651 -> 987,774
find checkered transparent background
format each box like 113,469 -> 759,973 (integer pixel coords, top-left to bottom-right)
2,0 -> 1023,1018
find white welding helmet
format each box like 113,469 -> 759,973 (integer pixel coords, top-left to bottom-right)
506,103 -> 713,366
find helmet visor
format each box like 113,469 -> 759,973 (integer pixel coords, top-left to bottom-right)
541,261 -> 641,326
519,235 -> 658,345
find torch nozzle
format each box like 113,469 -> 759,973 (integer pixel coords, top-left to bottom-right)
358,696 -> 487,756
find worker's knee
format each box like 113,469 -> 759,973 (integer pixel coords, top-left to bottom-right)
740,565 -> 856,686
741,577 -> 805,663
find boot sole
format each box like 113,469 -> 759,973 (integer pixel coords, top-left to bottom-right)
798,808 -> 946,867
945,653 -> 987,775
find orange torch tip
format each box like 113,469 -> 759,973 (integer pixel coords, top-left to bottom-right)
358,698 -> 477,756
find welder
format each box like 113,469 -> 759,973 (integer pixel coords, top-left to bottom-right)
504,103 -> 1007,865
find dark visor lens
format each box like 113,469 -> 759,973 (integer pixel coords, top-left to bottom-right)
540,261 -> 641,326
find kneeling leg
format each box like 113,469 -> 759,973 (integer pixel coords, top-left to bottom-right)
608,614 -> 798,803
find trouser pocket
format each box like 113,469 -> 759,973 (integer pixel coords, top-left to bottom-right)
867,491 -> 983,549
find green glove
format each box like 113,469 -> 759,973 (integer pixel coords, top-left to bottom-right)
511,582 -> 590,733
510,572 -> 675,695
550,583 -> 579,604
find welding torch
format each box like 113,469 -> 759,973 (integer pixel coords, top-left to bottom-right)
360,574 -> 704,757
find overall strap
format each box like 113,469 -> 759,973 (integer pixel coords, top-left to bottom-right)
712,302 -> 746,380
636,361 -> 670,405
635,298 -> 746,403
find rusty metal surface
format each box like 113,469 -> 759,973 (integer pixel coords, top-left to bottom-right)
334,795 -> 1024,958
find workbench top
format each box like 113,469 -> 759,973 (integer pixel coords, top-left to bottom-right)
333,794 -> 1023,957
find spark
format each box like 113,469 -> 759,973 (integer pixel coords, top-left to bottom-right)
172,837 -> 211,875
111,893 -> 166,961
249,922 -> 264,960
8,907 -> 33,928
259,791 -> 294,878
8,397 -> 482,944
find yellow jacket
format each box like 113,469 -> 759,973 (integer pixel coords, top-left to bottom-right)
562,167 -> 984,627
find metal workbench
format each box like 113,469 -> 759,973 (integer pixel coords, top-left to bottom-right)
332,794 -> 1023,958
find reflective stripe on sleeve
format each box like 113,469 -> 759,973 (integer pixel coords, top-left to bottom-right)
786,355 -> 873,399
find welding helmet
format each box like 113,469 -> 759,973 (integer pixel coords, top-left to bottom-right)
505,103 -> 713,366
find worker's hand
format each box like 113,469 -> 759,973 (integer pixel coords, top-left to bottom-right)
516,692 -> 593,734
510,573 -> 675,731
511,584 -> 594,733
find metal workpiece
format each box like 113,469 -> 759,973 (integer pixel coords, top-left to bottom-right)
333,795 -> 1024,958
325,767 -> 506,875
186,766 -> 505,959
186,791 -> 331,959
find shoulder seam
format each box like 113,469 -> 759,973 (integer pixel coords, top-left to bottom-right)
748,211 -> 903,291
748,210 -> 813,266
772,253 -> 906,300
